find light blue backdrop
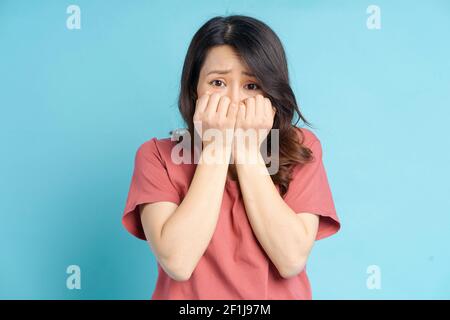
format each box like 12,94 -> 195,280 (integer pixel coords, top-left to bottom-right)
1,0 -> 449,299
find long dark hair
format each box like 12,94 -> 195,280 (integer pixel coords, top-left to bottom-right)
171,15 -> 315,196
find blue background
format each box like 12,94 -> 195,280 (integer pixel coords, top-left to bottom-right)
1,0 -> 449,299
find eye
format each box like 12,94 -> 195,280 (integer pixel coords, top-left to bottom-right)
245,83 -> 260,90
209,80 -> 225,87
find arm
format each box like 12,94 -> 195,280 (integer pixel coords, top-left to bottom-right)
140,143 -> 231,281
235,150 -> 319,279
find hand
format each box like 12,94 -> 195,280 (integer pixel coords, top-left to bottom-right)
232,94 -> 276,163
193,92 -> 239,162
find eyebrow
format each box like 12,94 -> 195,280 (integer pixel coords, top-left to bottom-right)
206,69 -> 256,77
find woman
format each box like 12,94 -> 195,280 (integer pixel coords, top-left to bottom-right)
122,15 -> 340,300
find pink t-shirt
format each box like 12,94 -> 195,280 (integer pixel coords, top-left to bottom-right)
122,126 -> 340,300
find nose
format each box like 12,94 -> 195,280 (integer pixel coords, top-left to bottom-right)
228,83 -> 244,106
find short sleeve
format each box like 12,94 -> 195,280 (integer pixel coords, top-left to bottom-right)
122,138 -> 181,240
283,139 -> 340,240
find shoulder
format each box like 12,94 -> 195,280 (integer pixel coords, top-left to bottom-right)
135,136 -> 178,164
133,134 -> 194,188
292,126 -> 321,148
138,136 -> 176,152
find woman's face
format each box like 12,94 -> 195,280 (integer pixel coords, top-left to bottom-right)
196,45 -> 264,106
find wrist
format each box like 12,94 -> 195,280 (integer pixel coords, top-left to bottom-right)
233,145 -> 264,166
199,142 -> 232,165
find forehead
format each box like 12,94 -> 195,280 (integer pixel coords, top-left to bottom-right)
201,45 -> 249,72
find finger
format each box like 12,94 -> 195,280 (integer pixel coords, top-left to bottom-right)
237,102 -> 246,122
255,94 -> 265,120
196,92 -> 211,114
245,97 -> 255,121
263,97 -> 273,117
217,95 -> 231,119
227,102 -> 239,120
205,92 -> 222,115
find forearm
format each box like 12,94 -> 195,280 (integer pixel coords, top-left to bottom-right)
236,150 -> 312,277
159,143 -> 231,277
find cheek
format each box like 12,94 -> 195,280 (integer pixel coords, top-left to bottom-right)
196,82 -> 206,97
196,81 -> 216,97
241,90 -> 262,101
